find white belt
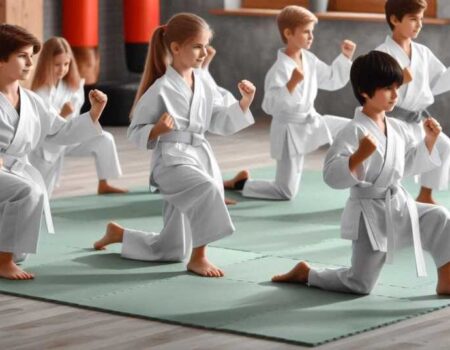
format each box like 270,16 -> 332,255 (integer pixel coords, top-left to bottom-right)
159,131 -> 205,147
350,184 -> 426,277
273,113 -> 315,125
2,155 -> 54,234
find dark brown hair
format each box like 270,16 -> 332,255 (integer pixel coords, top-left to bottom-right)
0,24 -> 41,61
385,0 -> 427,30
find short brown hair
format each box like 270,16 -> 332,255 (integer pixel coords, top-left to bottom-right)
385,0 -> 427,30
0,24 -> 41,61
277,6 -> 317,44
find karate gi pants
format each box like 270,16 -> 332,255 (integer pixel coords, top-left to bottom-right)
32,131 -> 122,196
122,147 -> 234,262
0,170 -> 45,258
242,115 -> 348,200
309,203 -> 450,295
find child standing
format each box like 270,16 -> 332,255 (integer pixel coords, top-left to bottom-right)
0,24 -> 107,280
376,0 -> 450,204
29,37 -> 127,197
93,13 -> 255,277
224,5 -> 356,200
272,51 -> 450,295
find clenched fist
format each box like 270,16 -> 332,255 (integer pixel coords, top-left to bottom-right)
238,79 -> 256,112
88,89 -> 108,122
341,39 -> 357,60
402,67 -> 413,85
149,112 -> 175,140
357,133 -> 377,160
202,45 -> 217,70
60,101 -> 74,118
287,66 -> 304,93
349,133 -> 377,173
423,117 -> 441,153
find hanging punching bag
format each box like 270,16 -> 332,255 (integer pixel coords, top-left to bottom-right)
123,0 -> 160,73
63,0 -> 100,85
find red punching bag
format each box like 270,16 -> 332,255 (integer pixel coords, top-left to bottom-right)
123,0 -> 160,73
63,0 -> 100,84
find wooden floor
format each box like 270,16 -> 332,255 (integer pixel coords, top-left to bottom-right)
2,119 -> 450,349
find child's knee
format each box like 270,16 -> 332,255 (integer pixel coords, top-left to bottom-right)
279,185 -> 298,200
351,281 -> 374,295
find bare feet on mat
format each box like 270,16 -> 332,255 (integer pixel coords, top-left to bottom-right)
97,180 -> 128,195
223,170 -> 249,190
436,262 -> 450,295
225,197 -> 237,205
416,187 -> 437,205
187,257 -> 224,277
187,246 -> 224,277
272,261 -> 310,284
94,222 -> 124,250
0,254 -> 34,280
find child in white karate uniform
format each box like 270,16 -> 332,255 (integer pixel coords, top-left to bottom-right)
272,51 -> 450,295
29,37 -> 127,196
224,5 -> 356,200
93,13 -> 256,277
376,0 -> 450,204
0,25 -> 107,280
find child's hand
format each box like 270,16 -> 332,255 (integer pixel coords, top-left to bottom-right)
349,133 -> 376,173
341,40 -> 357,60
423,117 -> 441,153
60,101 -> 74,118
149,112 -> 175,140
286,67 -> 304,93
202,45 -> 216,69
357,134 -> 377,159
238,80 -> 256,112
88,89 -> 108,122
402,67 -> 413,85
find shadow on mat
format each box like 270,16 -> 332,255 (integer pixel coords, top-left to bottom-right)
52,199 -> 164,221
232,208 -> 343,224
174,284 -> 362,324
73,253 -> 185,270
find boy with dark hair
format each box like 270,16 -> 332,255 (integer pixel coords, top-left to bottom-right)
0,24 -> 107,280
377,0 -> 450,204
272,51 -> 450,295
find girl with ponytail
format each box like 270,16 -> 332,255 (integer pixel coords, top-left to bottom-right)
94,13 -> 256,277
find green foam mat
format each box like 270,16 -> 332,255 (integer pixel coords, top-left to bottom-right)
1,168 -> 450,346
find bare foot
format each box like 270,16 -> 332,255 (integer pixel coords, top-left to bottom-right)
225,197 -> 237,205
187,257 -> 224,277
416,187 -> 437,205
272,261 -> 310,284
0,260 -> 34,280
98,180 -> 128,195
93,222 -> 124,250
223,170 -> 249,190
436,262 -> 450,295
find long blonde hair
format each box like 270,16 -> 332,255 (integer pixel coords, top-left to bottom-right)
31,37 -> 81,92
132,13 -> 211,115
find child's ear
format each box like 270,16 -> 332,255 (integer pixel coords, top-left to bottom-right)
361,92 -> 369,99
283,28 -> 292,40
390,15 -> 401,27
170,42 -> 180,55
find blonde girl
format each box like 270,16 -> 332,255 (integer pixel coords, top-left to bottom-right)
30,37 -> 127,196
93,13 -> 256,277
